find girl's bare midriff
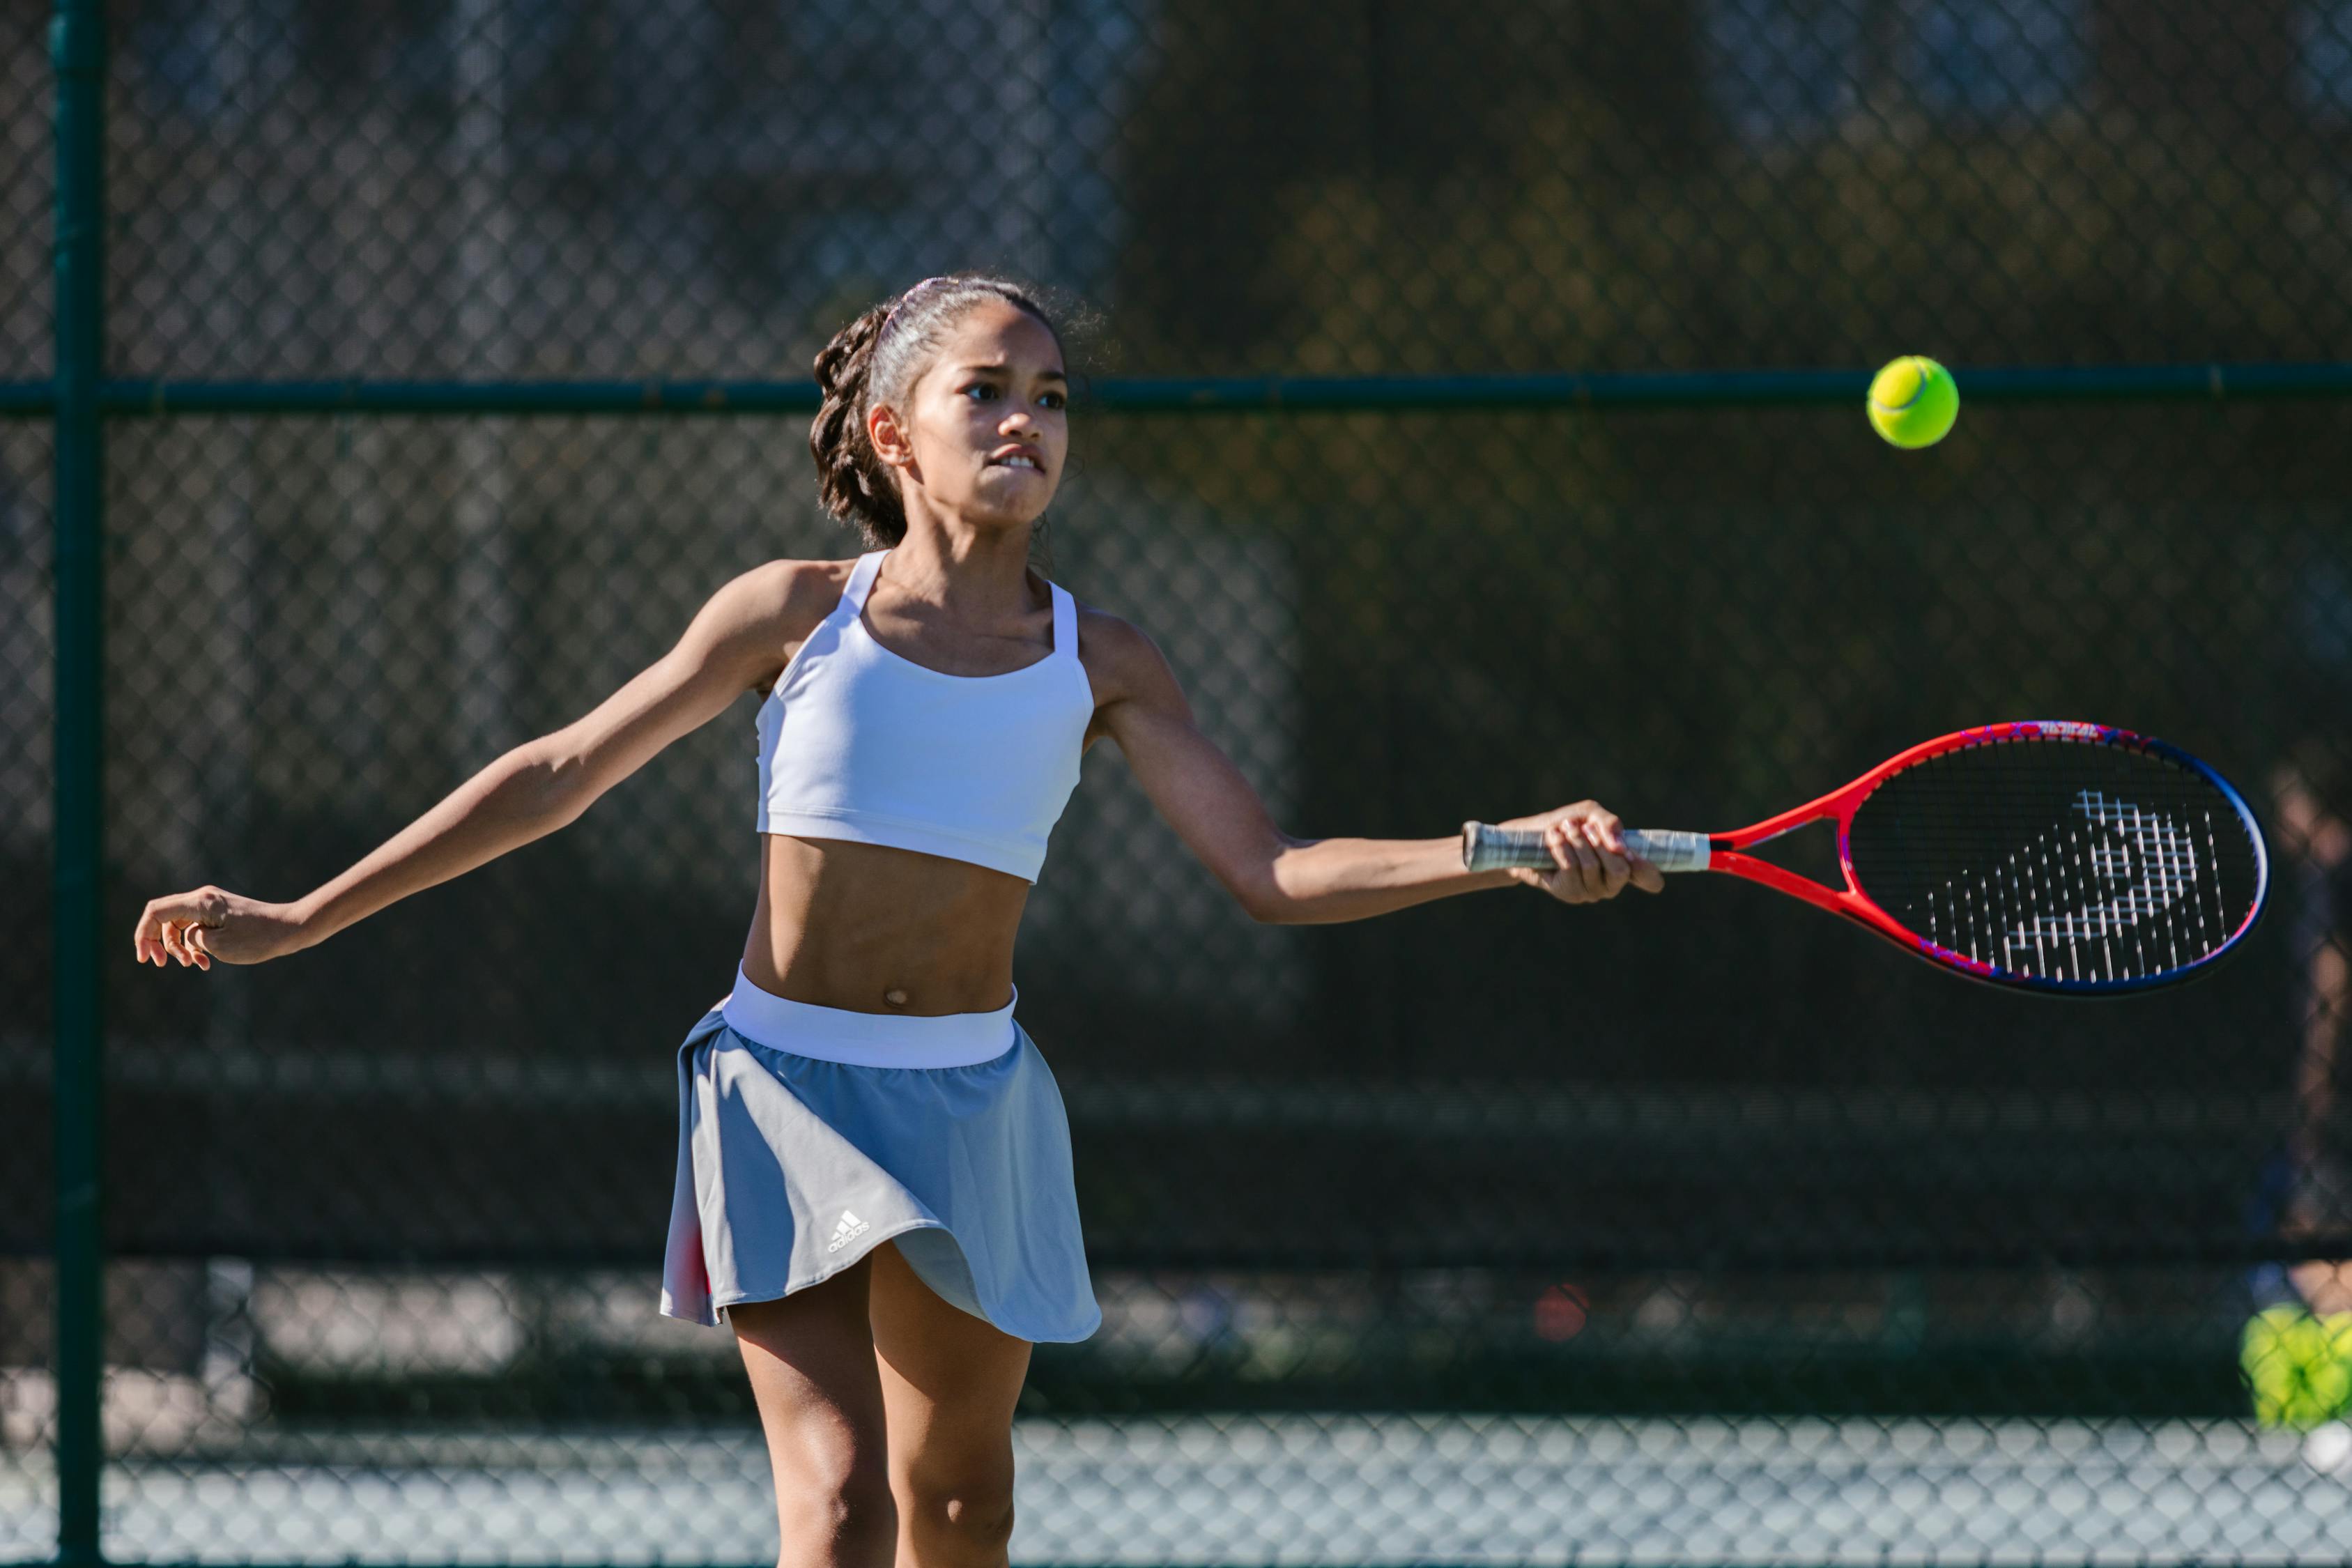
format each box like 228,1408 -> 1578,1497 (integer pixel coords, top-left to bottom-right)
740,833 -> 1029,1017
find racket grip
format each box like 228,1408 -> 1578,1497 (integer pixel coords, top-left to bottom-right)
1461,822 -> 1712,874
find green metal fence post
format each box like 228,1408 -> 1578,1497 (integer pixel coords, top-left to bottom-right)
50,3 -> 107,1567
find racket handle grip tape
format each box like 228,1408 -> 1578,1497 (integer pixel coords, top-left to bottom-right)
1461,822 -> 1712,874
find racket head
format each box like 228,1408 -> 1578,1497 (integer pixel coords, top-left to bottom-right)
1832,721 -> 2270,994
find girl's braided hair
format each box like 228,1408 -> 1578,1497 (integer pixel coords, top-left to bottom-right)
808,273 -> 1063,548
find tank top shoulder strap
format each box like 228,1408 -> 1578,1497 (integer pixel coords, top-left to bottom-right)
1048,578 -> 1076,666
839,549 -> 886,614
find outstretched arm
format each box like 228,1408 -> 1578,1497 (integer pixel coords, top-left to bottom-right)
135,560 -> 812,969
1089,612 -> 1659,924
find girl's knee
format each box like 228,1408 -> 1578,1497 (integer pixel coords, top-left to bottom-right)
781,1460 -> 899,1568
900,1470 -> 1016,1558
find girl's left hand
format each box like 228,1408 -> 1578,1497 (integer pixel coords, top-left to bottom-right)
1496,801 -> 1665,905
133,885 -> 307,968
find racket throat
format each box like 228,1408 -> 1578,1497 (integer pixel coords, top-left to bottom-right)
1727,814 -> 1847,889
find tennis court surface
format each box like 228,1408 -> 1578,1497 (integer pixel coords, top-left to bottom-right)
6,1414 -> 2350,1565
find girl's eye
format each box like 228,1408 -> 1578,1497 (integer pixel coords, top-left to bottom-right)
963,381 -> 1062,408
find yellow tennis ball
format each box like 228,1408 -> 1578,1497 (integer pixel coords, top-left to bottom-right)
1867,355 -> 1960,449
2242,1305 -> 2352,1429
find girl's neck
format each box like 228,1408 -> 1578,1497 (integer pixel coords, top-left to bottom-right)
878,523 -> 1045,621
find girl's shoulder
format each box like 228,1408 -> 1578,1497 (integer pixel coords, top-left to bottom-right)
738,555 -> 862,696
1063,597 -> 1176,712
774,553 -> 862,610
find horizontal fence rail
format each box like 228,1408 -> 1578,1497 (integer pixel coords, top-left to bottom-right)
13,363 -> 2352,418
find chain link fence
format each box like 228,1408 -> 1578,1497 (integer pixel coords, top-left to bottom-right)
9,0 -> 2352,1562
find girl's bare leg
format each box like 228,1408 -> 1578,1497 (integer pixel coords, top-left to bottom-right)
730,1255 -> 897,1568
867,1239 -> 1034,1568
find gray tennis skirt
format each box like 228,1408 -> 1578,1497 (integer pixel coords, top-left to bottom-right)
659,964 -> 1101,1344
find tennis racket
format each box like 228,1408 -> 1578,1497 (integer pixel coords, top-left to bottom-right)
1462,721 -> 2269,994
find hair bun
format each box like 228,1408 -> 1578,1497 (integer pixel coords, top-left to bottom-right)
812,306 -> 884,397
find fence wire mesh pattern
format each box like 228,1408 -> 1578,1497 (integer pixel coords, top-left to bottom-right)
10,1 -> 2352,1565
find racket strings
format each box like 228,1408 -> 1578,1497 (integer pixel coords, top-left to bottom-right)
1935,798 -> 2185,981
1850,736 -> 2261,985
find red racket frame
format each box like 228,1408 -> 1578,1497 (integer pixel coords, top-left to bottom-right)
1691,720 -> 2267,991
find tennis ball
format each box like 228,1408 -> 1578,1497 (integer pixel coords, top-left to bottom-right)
1867,355 -> 1960,449
2242,1305 -> 2352,1429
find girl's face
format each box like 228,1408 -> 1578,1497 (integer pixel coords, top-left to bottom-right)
870,298 -> 1068,530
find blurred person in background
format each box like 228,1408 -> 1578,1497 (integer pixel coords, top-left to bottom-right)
2244,744 -> 2352,1450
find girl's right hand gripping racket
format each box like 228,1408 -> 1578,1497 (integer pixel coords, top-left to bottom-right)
1463,721 -> 2270,994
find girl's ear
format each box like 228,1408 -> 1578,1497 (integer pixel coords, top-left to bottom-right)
868,402 -> 912,469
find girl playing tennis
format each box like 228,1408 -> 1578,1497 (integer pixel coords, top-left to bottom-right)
132,273 -> 1662,1568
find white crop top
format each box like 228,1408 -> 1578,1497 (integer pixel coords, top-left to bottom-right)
754,548 -> 1094,882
